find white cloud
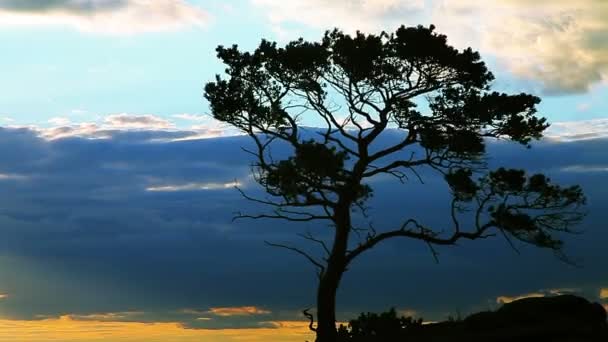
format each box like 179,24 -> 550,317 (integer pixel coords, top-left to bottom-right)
0,0 -> 209,34
438,0 -> 608,94
13,113 -> 237,141
545,118 -> 608,141
146,181 -> 240,192
252,0 -> 608,94
252,0 -> 425,34
577,103 -> 592,112
104,114 -> 174,129
48,117 -> 71,126
561,165 -> 608,173
0,173 -> 29,181
172,114 -> 210,121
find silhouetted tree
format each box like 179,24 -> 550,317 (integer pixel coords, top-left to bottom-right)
204,25 -> 586,342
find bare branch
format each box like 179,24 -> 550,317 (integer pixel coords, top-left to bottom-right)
265,241 -> 326,274
303,308 -> 317,332
298,231 -> 331,257
345,218 -> 496,266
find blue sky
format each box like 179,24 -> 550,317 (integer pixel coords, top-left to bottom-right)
0,0 -> 606,130
0,1 -> 607,341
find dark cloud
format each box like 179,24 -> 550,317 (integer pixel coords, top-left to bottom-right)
0,127 -> 606,328
0,0 -> 209,34
0,0 -> 127,13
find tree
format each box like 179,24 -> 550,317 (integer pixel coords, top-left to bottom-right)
204,25 -> 586,342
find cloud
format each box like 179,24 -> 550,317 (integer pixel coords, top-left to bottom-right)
496,288 -> 583,304
18,113 -> 233,141
207,306 -> 271,317
0,173 -> 28,181
0,0 -> 209,34
496,292 -> 546,304
0,125 -> 606,328
146,181 -> 240,192
68,311 -> 145,321
252,0 -> 608,93
251,0 -> 425,35
0,293 -> 7,299
48,117 -> 71,126
0,316 -> 313,342
545,118 -> 608,141
104,114 -> 174,130
601,288 -> 608,299
560,165 -> 608,173
172,114 -> 211,122
438,0 -> 608,94
577,103 -> 592,112
0,0 -> 127,13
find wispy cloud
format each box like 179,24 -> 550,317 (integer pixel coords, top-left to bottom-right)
17,113 -> 234,141
560,165 -> 608,173
104,114 -> 174,130
0,0 -> 209,34
496,288 -> 582,304
496,292 -> 546,304
48,117 -> 71,126
181,306 -> 272,318
146,181 -> 240,192
68,311 -> 145,321
0,173 -> 28,181
172,114 -> 211,122
207,306 -> 272,317
545,118 -> 608,141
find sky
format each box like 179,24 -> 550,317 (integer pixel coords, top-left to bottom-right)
0,0 -> 607,341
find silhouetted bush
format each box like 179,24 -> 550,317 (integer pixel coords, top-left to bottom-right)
336,295 -> 608,342
336,308 -> 423,342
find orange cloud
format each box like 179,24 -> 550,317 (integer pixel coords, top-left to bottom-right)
600,288 -> 608,299
0,316 -> 312,342
496,292 -> 545,304
207,306 -> 271,317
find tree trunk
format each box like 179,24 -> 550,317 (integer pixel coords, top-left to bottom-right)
315,205 -> 350,342
315,266 -> 342,342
